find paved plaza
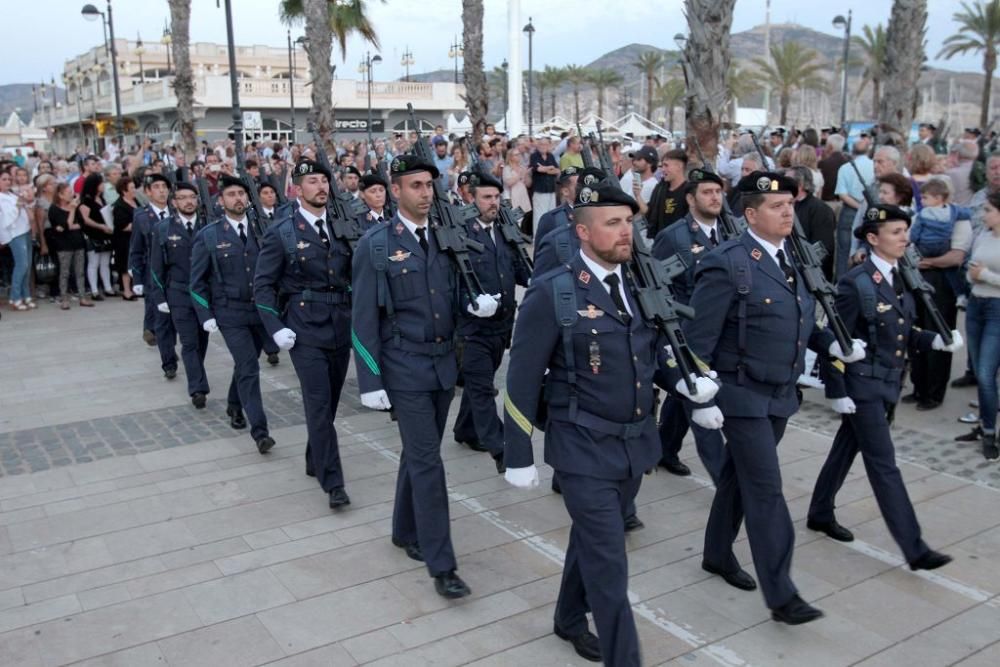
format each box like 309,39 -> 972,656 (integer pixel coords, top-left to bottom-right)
2,298 -> 1000,666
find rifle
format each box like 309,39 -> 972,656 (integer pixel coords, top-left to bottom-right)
843,152 -> 954,345
307,120 -> 366,252
464,135 -> 534,273
370,139 -> 396,215
691,137 -> 746,241
193,171 -> 213,225
748,131 -> 854,354
407,104 -> 486,305
233,151 -> 266,239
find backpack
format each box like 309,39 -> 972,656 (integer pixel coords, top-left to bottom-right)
534,269 -> 579,430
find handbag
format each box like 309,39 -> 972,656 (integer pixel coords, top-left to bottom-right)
34,252 -> 57,284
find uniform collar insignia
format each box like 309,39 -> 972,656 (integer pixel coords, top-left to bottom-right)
691,243 -> 705,254
389,249 -> 412,262
876,302 -> 893,313
750,248 -> 763,261
296,240 -> 310,250
578,269 -> 591,285
297,223 -> 306,231
578,304 -> 604,318
873,270 -> 883,284
394,222 -> 404,235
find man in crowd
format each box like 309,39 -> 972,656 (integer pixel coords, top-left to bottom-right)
818,134 -> 848,218
342,165 -> 362,200
620,146 -> 659,219
786,166 -> 836,281
645,149 -> 689,239
533,167 -> 578,245
946,140 -> 981,207
431,136 -> 453,192
834,132 -> 874,278
559,137 -> 585,171
530,137 -> 561,220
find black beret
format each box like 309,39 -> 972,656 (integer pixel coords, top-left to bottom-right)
854,204 -> 912,239
390,154 -> 440,179
469,170 -> 503,192
293,159 -> 331,181
737,171 -> 796,195
577,167 -> 606,189
343,165 -> 361,178
258,181 -> 277,194
143,173 -> 171,189
360,173 -> 387,190
173,181 -> 198,195
686,168 -> 724,190
557,166 -> 580,185
218,175 -> 249,194
574,180 -> 639,214
456,170 -> 473,187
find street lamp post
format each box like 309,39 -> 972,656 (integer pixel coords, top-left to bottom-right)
135,33 -> 145,84
287,30 -> 296,145
448,36 -> 463,85
501,59 -> 509,133
161,20 -> 172,75
400,47 -> 414,83
522,17 -> 535,137
359,51 -> 382,146
81,1 -> 124,147
833,11 -> 852,129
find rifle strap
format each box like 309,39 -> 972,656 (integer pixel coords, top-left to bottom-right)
732,253 -> 753,386
552,271 -> 579,420
277,219 -> 299,273
852,271 -> 879,370
202,224 -> 221,281
371,225 -> 401,346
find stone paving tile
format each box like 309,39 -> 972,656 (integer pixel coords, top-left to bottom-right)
157,616 -> 286,667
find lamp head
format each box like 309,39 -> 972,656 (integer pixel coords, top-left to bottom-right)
522,17 -> 535,34
372,54 -> 382,65
81,3 -> 101,21
833,15 -> 847,29
673,33 -> 687,49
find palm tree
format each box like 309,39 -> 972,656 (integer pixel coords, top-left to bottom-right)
546,66 -> 568,119
938,0 -> 1000,129
461,0 -> 488,142
167,0 -> 195,158
880,0 -> 928,138
655,79 -> 686,132
853,24 -> 888,119
279,0 -> 382,152
563,65 -> 590,123
749,41 -> 827,125
633,51 -> 666,119
589,68 -> 623,118
683,0 -> 736,162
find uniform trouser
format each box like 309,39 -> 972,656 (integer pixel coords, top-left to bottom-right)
289,344 -> 350,492
703,415 -> 797,609
219,320 -> 269,441
262,337 -> 280,356
453,333 -> 506,455
834,204 -> 858,281
555,470 -> 643,667
170,304 -> 209,396
150,296 -> 178,371
388,387 -> 457,577
658,397 -> 726,485
911,267 -> 959,404
808,400 -> 929,562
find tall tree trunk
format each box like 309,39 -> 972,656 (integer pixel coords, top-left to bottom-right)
550,92 -> 556,120
598,88 -> 605,118
872,79 -> 880,120
682,0 -> 735,164
461,0 -> 487,143
537,83 -> 546,122
982,51 -> 996,130
645,73 -> 655,119
878,0 -> 927,141
168,0 -> 196,159
304,0 -> 335,155
574,89 -> 581,123
669,107 -> 675,133
780,91 -> 790,125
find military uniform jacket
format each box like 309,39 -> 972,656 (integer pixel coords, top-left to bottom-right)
683,231 -> 835,418
253,210 -> 353,350
651,213 -> 720,304
149,216 -> 205,308
532,218 -> 580,278
127,205 -> 168,285
533,202 -> 572,247
823,258 -> 936,404
504,255 -> 674,480
456,219 -> 530,337
189,219 -> 263,328
351,216 -> 462,394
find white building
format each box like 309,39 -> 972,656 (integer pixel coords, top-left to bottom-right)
41,38 -> 467,154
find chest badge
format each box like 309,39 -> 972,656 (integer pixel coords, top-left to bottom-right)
877,302 -> 893,313
389,250 -> 412,262
589,341 -> 602,375
873,270 -> 883,284
691,244 -> 705,255
296,240 -> 310,250
216,242 -> 231,250
578,305 -> 605,319
167,234 -> 182,242
750,248 -> 763,261
578,269 -> 591,285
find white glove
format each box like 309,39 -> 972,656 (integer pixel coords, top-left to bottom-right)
202,318 -> 219,333
132,284 -> 144,296
468,293 -> 500,318
674,374 -> 720,404
272,327 -> 297,350
504,465 -> 540,489
157,302 -> 170,314
361,389 -> 392,411
830,396 -> 857,414
691,406 -> 725,430
932,330 -> 964,353
829,339 -> 867,363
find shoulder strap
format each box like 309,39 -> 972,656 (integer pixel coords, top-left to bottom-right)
555,226 -> 573,264
278,219 -> 297,266
155,218 -> 170,254
731,251 -> 753,385
370,225 -> 400,344
202,224 -> 220,279
852,272 -> 879,350
551,271 -> 579,419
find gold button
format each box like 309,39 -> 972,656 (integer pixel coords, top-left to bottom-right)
764,298 -> 772,304
430,288 -> 435,294
635,382 -> 641,388
402,268 -> 408,274
299,302 -> 304,307
895,350 -> 902,357
897,335 -> 904,341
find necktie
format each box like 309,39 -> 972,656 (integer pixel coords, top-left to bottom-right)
709,227 -> 718,247
482,224 -> 496,251
158,210 -> 166,220
891,267 -> 904,298
316,220 -> 330,248
416,226 -> 429,254
238,223 -> 247,244
776,248 -> 796,287
185,220 -> 193,235
603,273 -> 631,324
268,211 -> 274,220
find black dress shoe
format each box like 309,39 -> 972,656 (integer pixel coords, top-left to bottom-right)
227,406 -> 247,430
771,595 -> 824,625
702,562 -> 757,591
143,329 -> 157,346
191,392 -> 207,409
391,537 -> 424,562
623,514 -> 645,532
910,549 -> 953,571
916,400 -> 942,412
900,393 -> 919,404
956,426 -> 983,442
492,451 -> 506,474
553,625 -> 602,662
256,436 -> 275,454
267,352 -> 280,366
328,487 -> 350,508
164,367 -> 177,380
951,372 -> 978,388
807,518 -> 855,542
659,459 -> 692,476
433,570 -> 471,599
455,437 -> 488,452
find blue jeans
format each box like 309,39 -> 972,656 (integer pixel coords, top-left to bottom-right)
966,295 -> 1000,431
8,232 -> 30,303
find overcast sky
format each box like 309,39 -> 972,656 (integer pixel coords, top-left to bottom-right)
3,0 -> 982,86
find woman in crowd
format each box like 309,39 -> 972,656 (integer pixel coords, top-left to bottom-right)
502,146 -> 532,235
792,143 -> 824,194
0,169 -> 35,310
48,182 -> 92,309
77,172 -> 116,300
112,176 -> 138,300
877,173 -> 914,212
448,143 -> 469,193
34,174 -> 58,299
908,144 -> 947,210
965,191 -> 1000,460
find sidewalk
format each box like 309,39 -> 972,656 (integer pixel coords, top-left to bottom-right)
0,299 -> 999,666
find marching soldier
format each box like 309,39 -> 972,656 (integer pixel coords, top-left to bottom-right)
254,159 -> 354,509
351,155 -> 500,600
451,171 -> 530,465
532,167 -> 606,277
808,205 -> 960,571
651,168 -> 728,482
128,173 -> 178,378
190,176 -> 276,454
358,172 -> 390,230
683,172 -> 866,624
255,182 -> 284,367
532,167 -> 579,244
149,182 -> 209,407
502,179 -> 718,665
